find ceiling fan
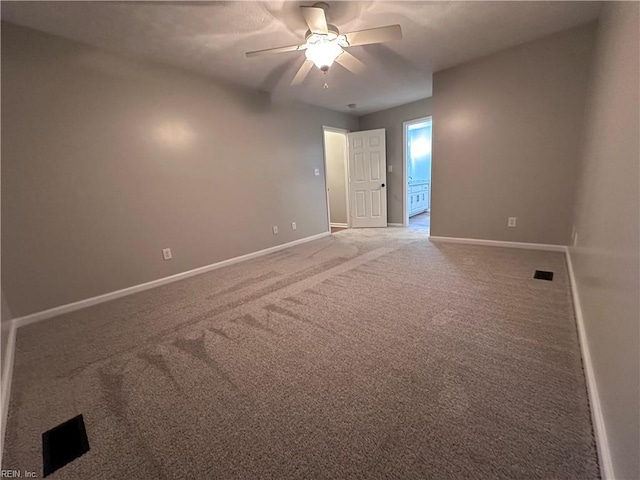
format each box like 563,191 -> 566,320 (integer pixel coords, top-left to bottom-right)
245,2 -> 402,86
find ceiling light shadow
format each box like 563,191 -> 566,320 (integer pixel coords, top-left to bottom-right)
359,43 -> 426,76
259,56 -> 300,93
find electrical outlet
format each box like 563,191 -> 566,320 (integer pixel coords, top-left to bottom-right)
162,248 -> 172,260
508,217 -> 517,228
272,225 -> 278,235
291,222 -> 297,230
314,168 -> 320,176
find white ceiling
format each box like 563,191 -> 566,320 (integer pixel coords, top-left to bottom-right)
1,1 -> 601,115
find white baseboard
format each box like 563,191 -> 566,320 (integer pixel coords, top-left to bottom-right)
565,250 -> 614,479
329,223 -> 348,228
387,223 -> 404,227
1,322 -> 17,468
12,232 -> 330,329
429,236 -> 567,252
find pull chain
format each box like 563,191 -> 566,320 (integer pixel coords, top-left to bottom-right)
323,70 -> 329,89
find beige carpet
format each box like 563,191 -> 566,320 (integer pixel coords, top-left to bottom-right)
3,226 -> 599,479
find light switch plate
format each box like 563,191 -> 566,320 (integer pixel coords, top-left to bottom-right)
388,165 -> 393,173
314,168 -> 320,176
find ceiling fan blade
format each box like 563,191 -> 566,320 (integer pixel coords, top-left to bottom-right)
246,43 -> 307,58
301,6 -> 328,35
291,60 -> 314,86
343,24 -> 402,47
334,51 -> 366,75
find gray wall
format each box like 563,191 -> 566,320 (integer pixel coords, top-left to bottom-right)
430,24 -> 597,245
1,23 -> 358,317
1,101 -> 9,386
570,3 -> 639,479
324,130 -> 348,225
359,98 -> 432,225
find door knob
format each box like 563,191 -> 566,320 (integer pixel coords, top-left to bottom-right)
381,183 -> 385,187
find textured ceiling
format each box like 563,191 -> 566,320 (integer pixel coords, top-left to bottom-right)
1,1 -> 601,115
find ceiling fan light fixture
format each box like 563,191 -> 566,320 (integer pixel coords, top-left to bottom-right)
305,37 -> 343,71
245,4 -> 403,87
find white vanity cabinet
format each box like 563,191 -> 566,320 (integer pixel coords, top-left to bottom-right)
408,182 -> 429,217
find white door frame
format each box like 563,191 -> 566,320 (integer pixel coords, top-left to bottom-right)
322,126 -> 350,232
403,116 -> 432,227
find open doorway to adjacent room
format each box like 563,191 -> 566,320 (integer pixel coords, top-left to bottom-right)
322,127 -> 349,233
403,116 -> 432,232
323,126 -> 388,233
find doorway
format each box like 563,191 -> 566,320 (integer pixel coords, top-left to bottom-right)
323,127 -> 388,232
403,117 -> 432,231
322,127 -> 349,233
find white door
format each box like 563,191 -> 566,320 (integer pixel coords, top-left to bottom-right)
348,129 -> 387,228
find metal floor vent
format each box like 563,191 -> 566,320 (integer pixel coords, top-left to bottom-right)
42,414 -> 90,477
534,270 -> 554,281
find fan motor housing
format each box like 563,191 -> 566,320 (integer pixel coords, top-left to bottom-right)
305,24 -> 340,42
